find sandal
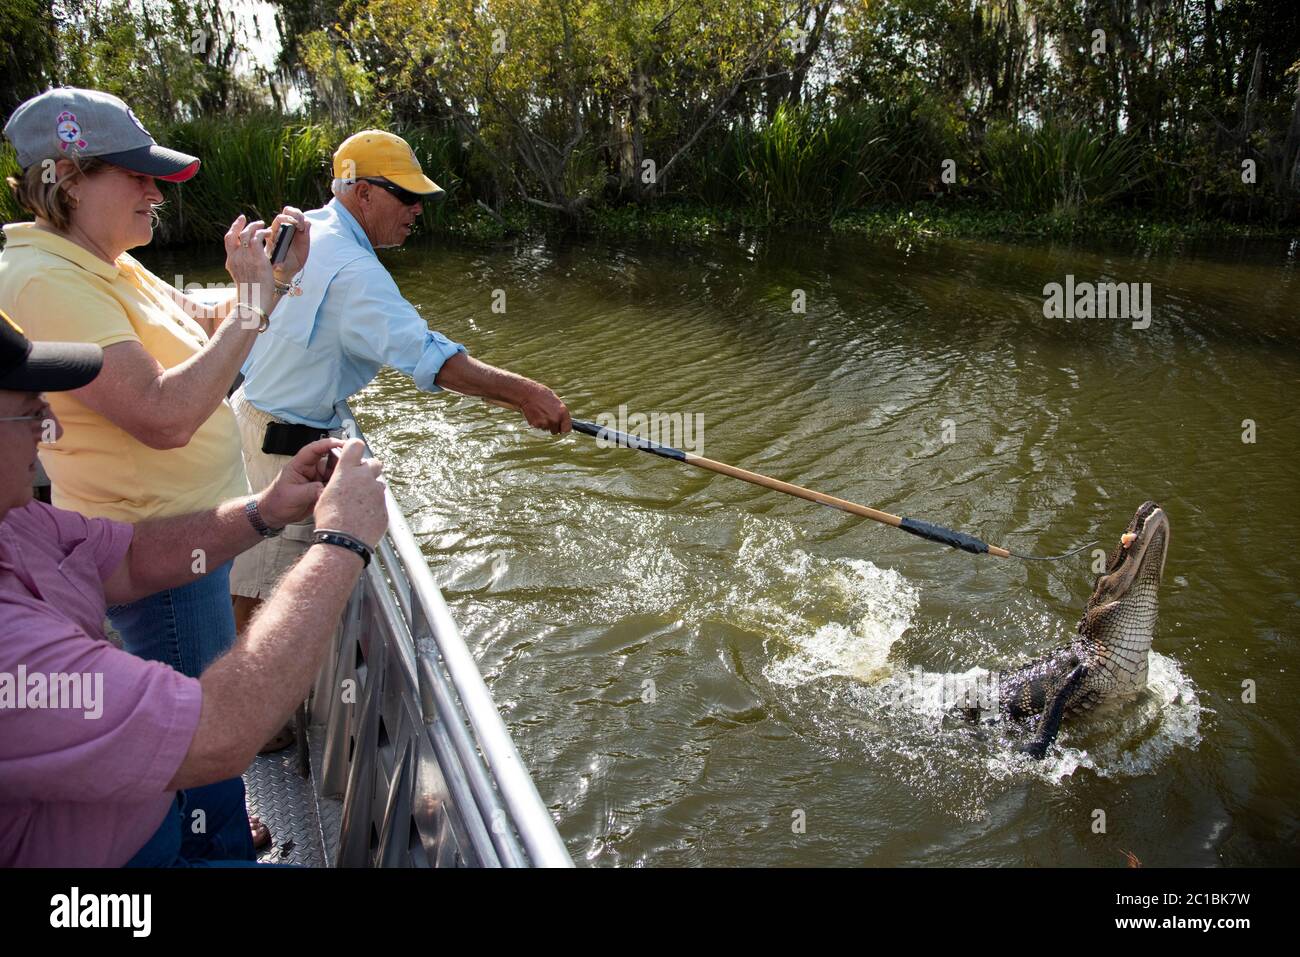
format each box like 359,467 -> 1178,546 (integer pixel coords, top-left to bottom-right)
250,815 -> 273,850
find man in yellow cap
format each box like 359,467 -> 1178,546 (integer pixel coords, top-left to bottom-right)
228,130 -> 571,649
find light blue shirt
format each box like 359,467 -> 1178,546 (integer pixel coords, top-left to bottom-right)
240,198 -> 466,428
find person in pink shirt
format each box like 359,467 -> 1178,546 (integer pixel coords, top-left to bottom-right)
0,308 -> 388,866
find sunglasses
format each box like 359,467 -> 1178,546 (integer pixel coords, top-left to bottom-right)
361,178 -> 426,207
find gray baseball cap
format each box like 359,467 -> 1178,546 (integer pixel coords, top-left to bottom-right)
3,87 -> 200,182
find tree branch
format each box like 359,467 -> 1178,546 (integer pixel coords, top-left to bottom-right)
658,8 -> 802,185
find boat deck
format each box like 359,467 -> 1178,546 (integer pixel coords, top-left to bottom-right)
244,735 -> 334,866
230,400 -> 571,868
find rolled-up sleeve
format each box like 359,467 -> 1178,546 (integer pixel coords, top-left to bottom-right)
335,258 -> 466,392
32,498 -> 133,581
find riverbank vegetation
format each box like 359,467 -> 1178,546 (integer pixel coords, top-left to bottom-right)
2,1 -> 1297,246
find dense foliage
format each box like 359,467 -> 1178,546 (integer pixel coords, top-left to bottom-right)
2,1 -> 1296,239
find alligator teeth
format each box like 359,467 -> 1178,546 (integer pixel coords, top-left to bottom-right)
1121,532 -> 1137,548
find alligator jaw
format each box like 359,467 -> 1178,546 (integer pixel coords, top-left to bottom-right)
1088,501 -> 1169,610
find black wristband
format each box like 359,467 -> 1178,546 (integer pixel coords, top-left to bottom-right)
311,529 -> 372,567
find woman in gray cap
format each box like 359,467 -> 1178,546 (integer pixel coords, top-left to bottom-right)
0,88 -> 309,708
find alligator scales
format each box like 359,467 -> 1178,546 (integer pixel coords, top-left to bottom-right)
972,501 -> 1170,758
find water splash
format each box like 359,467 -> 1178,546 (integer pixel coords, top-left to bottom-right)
756,558 -> 920,686
1017,651 -> 1205,783
745,539 -> 1203,794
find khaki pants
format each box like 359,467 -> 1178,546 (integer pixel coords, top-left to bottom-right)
229,388 -> 344,599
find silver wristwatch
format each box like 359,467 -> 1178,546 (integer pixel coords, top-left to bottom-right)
245,497 -> 282,538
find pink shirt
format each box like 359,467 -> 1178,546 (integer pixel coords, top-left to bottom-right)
0,501 -> 202,867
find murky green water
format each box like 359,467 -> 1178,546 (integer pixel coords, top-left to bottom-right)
155,229 -> 1300,866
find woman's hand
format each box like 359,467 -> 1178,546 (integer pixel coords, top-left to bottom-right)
223,214 -> 274,314
268,206 -> 310,282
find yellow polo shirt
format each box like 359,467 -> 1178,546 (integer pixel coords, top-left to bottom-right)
0,222 -> 248,522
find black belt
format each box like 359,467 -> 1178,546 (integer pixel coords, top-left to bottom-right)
262,420 -> 332,456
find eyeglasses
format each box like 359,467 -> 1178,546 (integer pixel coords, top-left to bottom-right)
0,398 -> 53,424
361,178 -> 425,207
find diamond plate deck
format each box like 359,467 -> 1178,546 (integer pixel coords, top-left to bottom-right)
308,729 -> 343,867
243,743 -> 327,867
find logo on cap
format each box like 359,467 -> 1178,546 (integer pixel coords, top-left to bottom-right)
56,111 -> 87,151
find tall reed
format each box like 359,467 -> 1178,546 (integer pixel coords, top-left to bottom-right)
158,116 -> 334,243
980,119 -> 1145,213
686,97 -> 954,222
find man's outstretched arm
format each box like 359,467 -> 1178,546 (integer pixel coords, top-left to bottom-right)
435,352 -> 571,433
330,258 -> 571,433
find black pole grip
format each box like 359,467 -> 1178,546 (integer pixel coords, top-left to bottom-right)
898,517 -> 990,555
570,419 -> 687,461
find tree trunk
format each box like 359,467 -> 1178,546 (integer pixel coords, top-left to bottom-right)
786,0 -> 832,109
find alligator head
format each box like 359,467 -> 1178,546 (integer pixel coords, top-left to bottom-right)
1074,500 -> 1170,697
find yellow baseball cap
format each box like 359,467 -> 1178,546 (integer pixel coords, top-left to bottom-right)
332,130 -> 443,196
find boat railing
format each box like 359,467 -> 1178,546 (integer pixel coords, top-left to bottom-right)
302,399 -> 571,867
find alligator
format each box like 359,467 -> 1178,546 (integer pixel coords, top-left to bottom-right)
979,500 -> 1171,758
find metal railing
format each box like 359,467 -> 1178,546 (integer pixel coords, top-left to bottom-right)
304,400 -> 572,867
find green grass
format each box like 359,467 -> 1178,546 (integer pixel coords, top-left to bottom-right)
716,104 -> 890,219
0,116 -> 477,247
159,116 -> 335,242
579,199 -> 1291,248
980,118 -> 1146,213
2,114 -> 1290,252
833,203 -> 1290,245
683,97 -> 955,222
0,142 -> 22,224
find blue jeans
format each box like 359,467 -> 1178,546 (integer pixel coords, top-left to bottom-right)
108,561 -> 236,678
125,777 -> 262,867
